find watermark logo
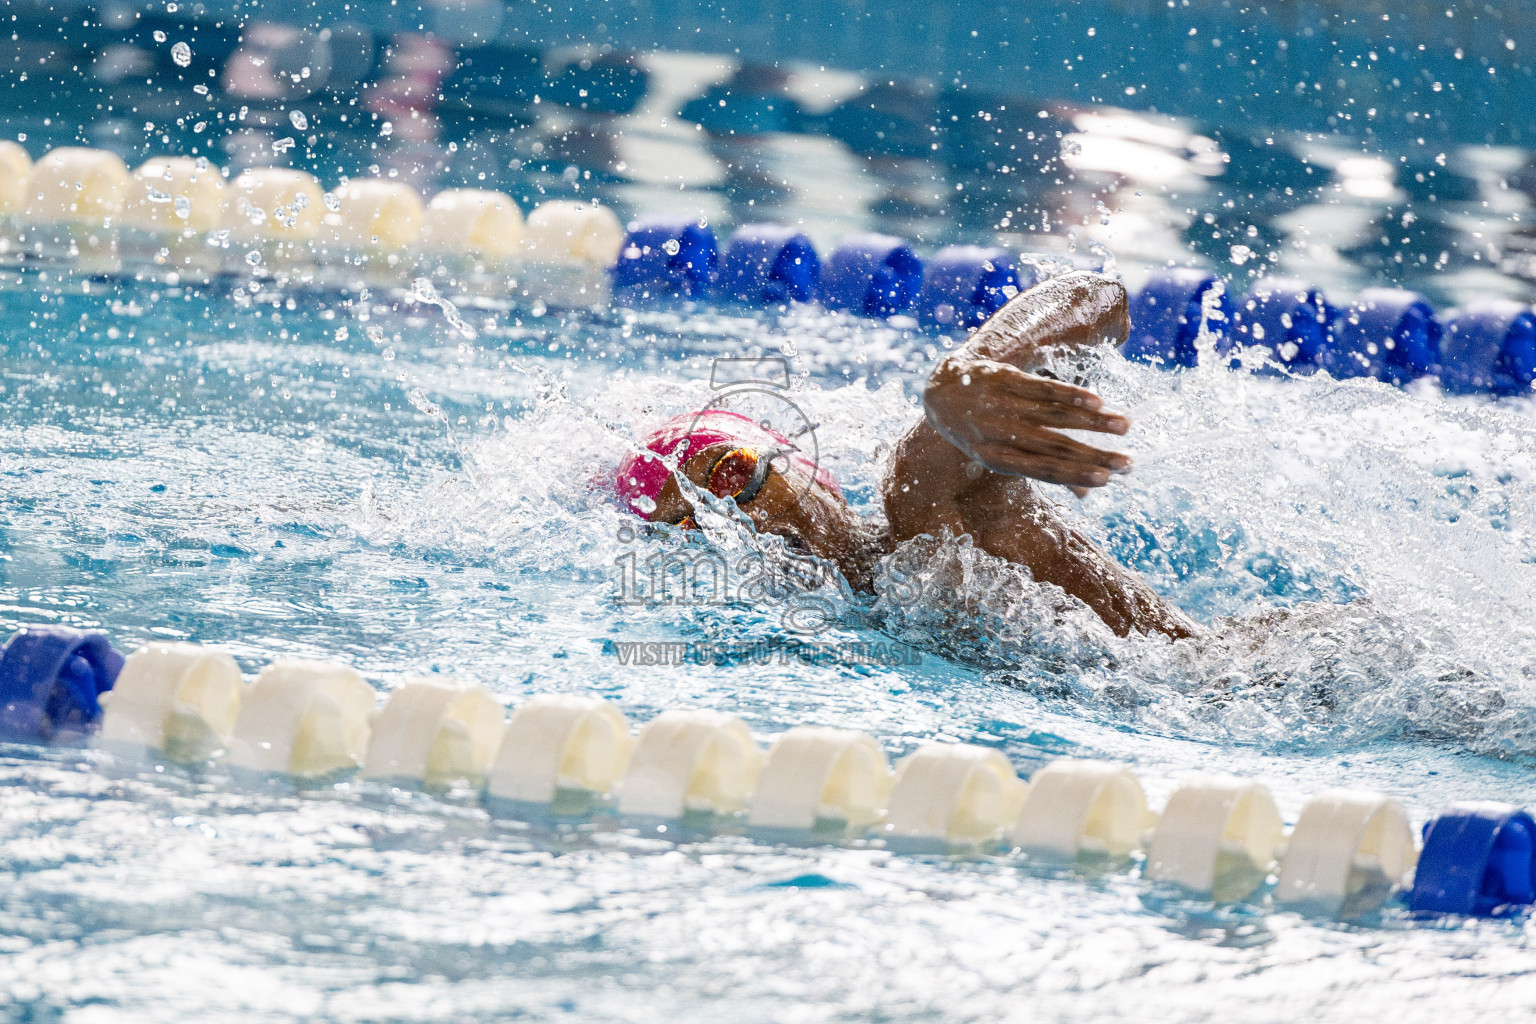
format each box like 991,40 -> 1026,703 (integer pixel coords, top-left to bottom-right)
612,530 -> 841,635
607,637 -> 922,668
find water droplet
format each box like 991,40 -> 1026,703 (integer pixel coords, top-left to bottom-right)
171,41 -> 191,67
662,238 -> 681,256
173,196 -> 191,220
334,326 -> 349,341
365,325 -> 385,345
382,347 -> 396,361
409,277 -> 479,339
380,121 -> 394,137
272,138 -> 295,153
410,277 -> 439,304
407,388 -> 442,418
245,250 -> 262,266
245,206 -> 267,225
290,191 -> 309,211
322,192 -> 341,212
290,110 -> 308,131
145,187 -> 172,204
193,83 -> 208,95
152,30 -> 167,42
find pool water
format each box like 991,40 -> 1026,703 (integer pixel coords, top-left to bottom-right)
2,252 -> 1535,1020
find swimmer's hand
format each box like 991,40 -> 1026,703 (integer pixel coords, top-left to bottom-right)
920,270 -> 1135,497
923,356 -> 1131,495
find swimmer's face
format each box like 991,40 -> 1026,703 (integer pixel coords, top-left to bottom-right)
651,442 -> 872,588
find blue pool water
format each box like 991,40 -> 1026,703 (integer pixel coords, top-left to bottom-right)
2,252 -> 1536,1019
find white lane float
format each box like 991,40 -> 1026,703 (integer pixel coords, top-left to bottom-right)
360,678 -> 506,786
224,168 -> 325,256
122,156 -> 227,235
20,146 -> 130,269
747,726 -> 892,832
1273,789 -> 1418,916
320,179 -> 424,260
1144,776 -> 1284,901
485,694 -> 634,804
521,200 -> 624,265
22,146 -> 130,227
1011,759 -> 1149,863
511,200 -> 625,307
419,188 -> 524,266
616,709 -> 764,819
225,659 -> 374,776
120,156 -> 227,276
882,743 -> 1029,846
98,642 -> 243,761
0,141 -> 33,221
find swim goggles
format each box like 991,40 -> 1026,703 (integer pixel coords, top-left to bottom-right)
678,445 -> 789,529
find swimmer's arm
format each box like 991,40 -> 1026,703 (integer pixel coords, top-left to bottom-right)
922,270 -> 1133,493
883,270 -> 1198,639
946,269 -> 1132,371
881,425 -> 1198,640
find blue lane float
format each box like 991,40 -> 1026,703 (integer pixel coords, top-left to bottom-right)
1232,277 -> 1332,371
1409,803 -> 1536,917
611,216 -> 719,298
0,627 -> 124,742
820,233 -> 924,316
716,223 -> 820,305
1320,288 -> 1441,385
1122,267 -> 1233,368
916,245 -> 1024,328
1439,301 -> 1536,396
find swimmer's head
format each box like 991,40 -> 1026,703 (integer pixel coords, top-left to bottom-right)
615,410 -> 872,586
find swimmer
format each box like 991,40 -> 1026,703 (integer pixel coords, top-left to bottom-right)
616,271 -> 1199,640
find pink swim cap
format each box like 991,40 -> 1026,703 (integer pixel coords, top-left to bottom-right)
615,409 -> 841,519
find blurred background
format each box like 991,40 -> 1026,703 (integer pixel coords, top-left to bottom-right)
3,0 -> 1535,302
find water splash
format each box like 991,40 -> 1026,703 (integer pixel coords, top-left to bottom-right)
381,343 -> 1536,759
410,277 -> 479,340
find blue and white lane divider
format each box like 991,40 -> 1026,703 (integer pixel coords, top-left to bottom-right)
0,626 -> 124,742
612,215 -> 719,298
717,224 -> 820,305
1231,277 -> 1332,372
1440,302 -> 1536,396
914,245 -> 1026,328
2,626 -> 1533,922
1,140 -> 1529,395
819,233 -> 923,317
1322,288 -> 1441,385
1410,804 -> 1536,916
605,211 -> 1532,398
1122,267 -> 1235,368
1120,267 -> 1535,397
